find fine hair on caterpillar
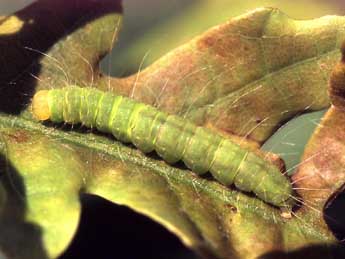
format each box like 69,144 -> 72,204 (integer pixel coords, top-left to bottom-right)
31,86 -> 294,209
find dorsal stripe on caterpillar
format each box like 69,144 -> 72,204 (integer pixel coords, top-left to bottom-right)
31,86 -> 294,208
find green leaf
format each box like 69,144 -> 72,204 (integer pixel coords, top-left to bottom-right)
0,129 -> 83,258
0,1 -> 344,258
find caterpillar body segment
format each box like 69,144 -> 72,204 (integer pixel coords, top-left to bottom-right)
32,86 -> 293,208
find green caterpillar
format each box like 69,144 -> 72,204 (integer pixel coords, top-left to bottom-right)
31,86 -> 293,208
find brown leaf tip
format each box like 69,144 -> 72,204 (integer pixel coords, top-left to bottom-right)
329,41 -> 345,109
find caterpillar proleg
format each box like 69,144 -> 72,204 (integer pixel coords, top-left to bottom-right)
31,86 -> 293,208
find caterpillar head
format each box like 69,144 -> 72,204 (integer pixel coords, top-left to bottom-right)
32,90 -> 51,121
329,41 -> 345,109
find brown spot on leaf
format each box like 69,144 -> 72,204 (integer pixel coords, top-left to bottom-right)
6,130 -> 29,143
198,35 -> 216,49
226,204 -> 238,213
255,118 -> 263,124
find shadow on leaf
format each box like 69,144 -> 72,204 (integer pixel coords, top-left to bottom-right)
260,244 -> 345,259
0,154 -> 48,259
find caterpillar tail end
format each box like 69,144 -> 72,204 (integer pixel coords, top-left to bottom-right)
32,90 -> 51,121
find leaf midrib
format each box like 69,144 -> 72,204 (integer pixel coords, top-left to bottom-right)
0,113 -> 335,241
